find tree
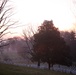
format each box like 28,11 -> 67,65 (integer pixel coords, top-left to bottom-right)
18,25 -> 36,63
0,0 -> 18,39
0,0 -> 16,44
61,31 -> 76,62
32,20 -> 72,70
0,0 -> 17,55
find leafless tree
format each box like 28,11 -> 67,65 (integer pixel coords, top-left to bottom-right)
0,0 -> 16,38
0,0 -> 17,55
23,25 -> 37,51
20,25 -> 37,60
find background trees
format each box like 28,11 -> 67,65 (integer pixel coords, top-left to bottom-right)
61,31 -> 76,62
31,20 -> 72,69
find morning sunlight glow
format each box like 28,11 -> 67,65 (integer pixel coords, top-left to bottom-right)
11,0 -> 76,31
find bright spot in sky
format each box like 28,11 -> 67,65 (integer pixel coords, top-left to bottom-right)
10,0 -> 76,35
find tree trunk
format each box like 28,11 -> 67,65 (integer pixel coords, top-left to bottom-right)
37,60 -> 40,67
48,62 -> 50,70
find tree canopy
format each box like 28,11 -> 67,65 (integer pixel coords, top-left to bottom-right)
31,20 -> 72,69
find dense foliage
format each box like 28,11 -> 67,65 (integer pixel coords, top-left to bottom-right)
31,20 -> 72,69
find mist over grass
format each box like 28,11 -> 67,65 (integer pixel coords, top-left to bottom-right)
0,63 -> 73,75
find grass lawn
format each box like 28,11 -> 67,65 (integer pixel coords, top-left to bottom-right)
0,63 -> 74,75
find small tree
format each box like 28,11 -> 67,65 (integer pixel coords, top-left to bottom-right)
32,20 -> 72,69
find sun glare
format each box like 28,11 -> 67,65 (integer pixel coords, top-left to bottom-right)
11,0 -> 75,32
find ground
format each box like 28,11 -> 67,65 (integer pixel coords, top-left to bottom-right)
0,63 -> 74,75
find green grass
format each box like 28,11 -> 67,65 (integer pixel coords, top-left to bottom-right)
0,63 -> 74,75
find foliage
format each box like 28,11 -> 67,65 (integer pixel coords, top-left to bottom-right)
31,20 -> 72,69
61,31 -> 76,61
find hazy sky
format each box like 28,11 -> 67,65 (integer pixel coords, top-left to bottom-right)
9,0 -> 76,37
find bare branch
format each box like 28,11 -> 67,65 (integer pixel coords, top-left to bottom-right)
0,0 -> 8,14
0,0 -> 17,54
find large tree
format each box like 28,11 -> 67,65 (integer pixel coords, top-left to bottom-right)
32,20 -> 72,69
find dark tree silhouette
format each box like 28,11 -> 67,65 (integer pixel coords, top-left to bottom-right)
32,20 -> 72,70
61,31 -> 76,62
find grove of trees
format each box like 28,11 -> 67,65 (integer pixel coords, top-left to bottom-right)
0,0 -> 76,71
31,20 -> 72,69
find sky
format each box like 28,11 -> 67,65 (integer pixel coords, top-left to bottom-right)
8,0 -> 76,37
